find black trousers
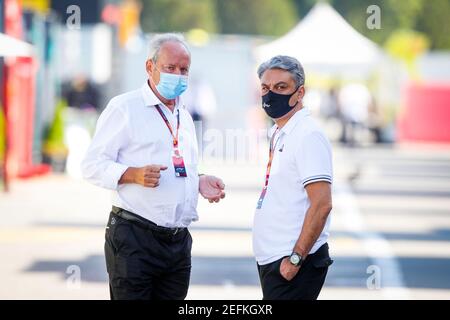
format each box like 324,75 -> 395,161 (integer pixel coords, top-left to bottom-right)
104,211 -> 192,300
257,243 -> 333,300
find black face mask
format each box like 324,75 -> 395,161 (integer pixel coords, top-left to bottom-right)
261,88 -> 299,119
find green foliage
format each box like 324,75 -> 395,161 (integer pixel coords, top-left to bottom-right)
139,0 -> 450,50
385,29 -> 430,79
416,0 -> 450,50
322,0 -> 405,45
141,0 -> 298,36
140,0 -> 218,33
386,0 -> 424,30
292,0 -> 327,17
216,0 -> 298,36
43,100 -> 68,155
323,0 -> 450,50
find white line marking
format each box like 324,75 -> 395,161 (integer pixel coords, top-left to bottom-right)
335,182 -> 411,299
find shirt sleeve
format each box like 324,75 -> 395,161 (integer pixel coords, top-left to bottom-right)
81,100 -> 130,190
295,131 -> 333,188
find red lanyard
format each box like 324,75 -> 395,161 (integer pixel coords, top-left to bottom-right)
154,105 -> 180,148
262,127 -> 281,190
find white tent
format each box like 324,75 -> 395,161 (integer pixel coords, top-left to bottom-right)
0,32 -> 35,57
255,3 -> 383,77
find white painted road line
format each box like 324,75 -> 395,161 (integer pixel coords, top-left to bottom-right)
335,182 -> 411,299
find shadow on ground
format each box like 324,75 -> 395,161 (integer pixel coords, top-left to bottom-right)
23,254 -> 450,290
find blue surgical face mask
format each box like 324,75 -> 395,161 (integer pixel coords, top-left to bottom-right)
155,70 -> 188,99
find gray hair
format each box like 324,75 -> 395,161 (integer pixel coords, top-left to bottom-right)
257,55 -> 305,87
148,33 -> 190,62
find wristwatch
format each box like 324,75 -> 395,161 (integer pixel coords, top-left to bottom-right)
289,252 -> 303,267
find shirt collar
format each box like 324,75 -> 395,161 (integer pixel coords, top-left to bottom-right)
141,81 -> 184,111
269,107 -> 310,137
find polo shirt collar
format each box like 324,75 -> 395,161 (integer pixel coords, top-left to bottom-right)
269,107 -> 310,137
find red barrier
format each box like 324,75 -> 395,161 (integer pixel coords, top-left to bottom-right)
397,82 -> 450,143
3,0 -> 51,181
5,57 -> 36,178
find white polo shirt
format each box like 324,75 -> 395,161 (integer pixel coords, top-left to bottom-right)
81,82 -> 199,228
252,108 -> 333,265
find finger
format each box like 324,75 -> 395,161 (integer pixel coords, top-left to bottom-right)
149,165 -> 166,172
144,172 -> 161,179
220,191 -> 226,199
145,178 -> 159,185
144,182 -> 156,188
208,199 -> 213,203
149,166 -> 160,172
143,168 -> 152,176
216,179 -> 225,190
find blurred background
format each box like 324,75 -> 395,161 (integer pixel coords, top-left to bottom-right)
1,0 -> 450,299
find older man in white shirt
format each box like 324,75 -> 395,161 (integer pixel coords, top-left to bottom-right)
81,33 -> 225,300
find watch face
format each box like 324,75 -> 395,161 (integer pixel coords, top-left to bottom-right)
290,254 -> 300,265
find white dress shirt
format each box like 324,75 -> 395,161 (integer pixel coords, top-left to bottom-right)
252,108 -> 333,265
81,82 -> 199,228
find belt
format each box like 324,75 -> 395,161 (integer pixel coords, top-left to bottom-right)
111,206 -> 186,236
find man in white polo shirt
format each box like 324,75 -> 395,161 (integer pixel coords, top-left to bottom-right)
81,34 -> 225,300
253,55 -> 333,300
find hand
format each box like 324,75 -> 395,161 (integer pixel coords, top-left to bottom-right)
199,175 -> 225,203
279,257 -> 300,281
133,165 -> 168,188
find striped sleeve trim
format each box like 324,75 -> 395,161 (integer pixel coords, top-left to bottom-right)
302,175 -> 332,187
